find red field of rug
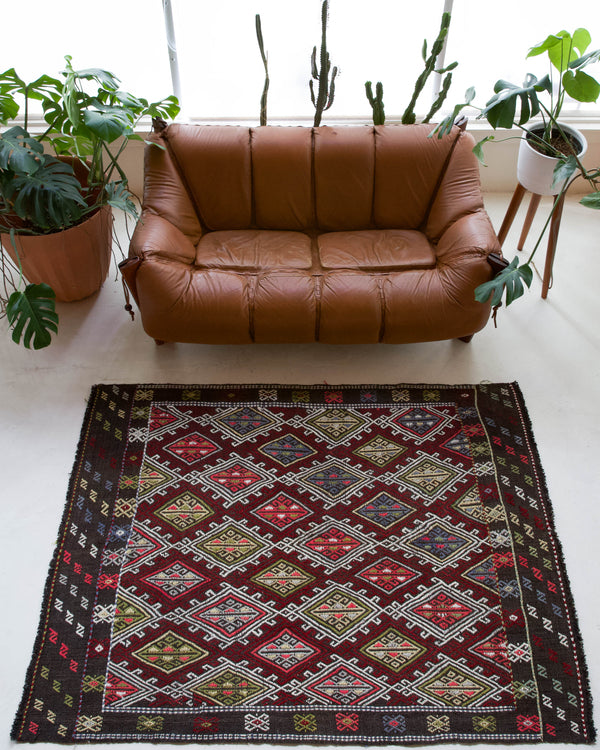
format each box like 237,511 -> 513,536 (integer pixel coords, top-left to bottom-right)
12,383 -> 595,744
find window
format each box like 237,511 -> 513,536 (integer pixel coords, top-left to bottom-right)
3,0 -> 599,123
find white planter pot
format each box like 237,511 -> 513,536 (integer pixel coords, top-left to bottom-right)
517,123 -> 587,196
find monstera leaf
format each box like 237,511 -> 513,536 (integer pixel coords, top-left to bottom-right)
9,155 -> 87,231
0,126 -> 44,174
483,74 -> 552,129
475,257 -> 534,307
6,283 -> 58,349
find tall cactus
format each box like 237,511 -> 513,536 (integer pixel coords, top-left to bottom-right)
310,0 -> 338,127
365,81 -> 385,126
401,11 -> 457,125
255,14 -> 269,126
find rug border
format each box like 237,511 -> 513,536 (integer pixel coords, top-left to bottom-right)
10,381 -> 596,744
507,382 -> 596,744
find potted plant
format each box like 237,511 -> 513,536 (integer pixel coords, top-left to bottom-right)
432,28 -> 600,309
0,56 -> 179,349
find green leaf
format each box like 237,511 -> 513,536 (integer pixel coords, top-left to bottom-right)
71,65 -> 120,91
82,107 -> 131,142
24,74 -> 62,102
580,191 -> 600,209
6,283 -> 58,349
570,48 -> 600,70
0,126 -> 44,173
562,69 -> 600,103
429,87 -> 475,139
474,257 -> 533,307
571,28 -> 592,56
483,75 -> 550,129
142,95 -> 180,122
0,93 -> 19,123
104,181 -> 138,219
552,154 -> 578,190
10,156 -> 86,230
472,135 -> 495,166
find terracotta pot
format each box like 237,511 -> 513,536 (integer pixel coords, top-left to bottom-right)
517,123 -> 587,196
1,206 -> 113,302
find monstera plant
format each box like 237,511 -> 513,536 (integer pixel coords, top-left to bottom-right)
433,28 -> 600,309
0,56 -> 179,349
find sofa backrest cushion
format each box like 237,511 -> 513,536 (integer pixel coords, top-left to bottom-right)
151,123 -> 478,236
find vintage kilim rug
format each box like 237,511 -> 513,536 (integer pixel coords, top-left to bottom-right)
13,383 -> 595,745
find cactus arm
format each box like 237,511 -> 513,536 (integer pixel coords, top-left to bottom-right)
310,0 -> 337,127
423,71 -> 453,124
255,14 -> 269,126
401,11 -> 453,125
365,80 -> 385,125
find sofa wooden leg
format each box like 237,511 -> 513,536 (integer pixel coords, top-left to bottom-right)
458,334 -> 474,343
154,339 -> 166,346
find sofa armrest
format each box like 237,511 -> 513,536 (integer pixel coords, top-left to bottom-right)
436,210 -> 501,265
434,210 -> 504,311
129,211 -> 197,265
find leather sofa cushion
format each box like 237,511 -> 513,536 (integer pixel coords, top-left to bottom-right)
318,230 -> 436,270
196,230 -> 312,270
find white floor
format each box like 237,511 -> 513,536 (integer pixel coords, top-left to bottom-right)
1,193 -> 598,749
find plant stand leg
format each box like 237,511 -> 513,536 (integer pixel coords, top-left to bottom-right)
497,183 -> 527,246
541,193 -> 566,299
517,193 -> 542,251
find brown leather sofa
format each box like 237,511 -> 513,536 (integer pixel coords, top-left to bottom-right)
120,122 -> 502,345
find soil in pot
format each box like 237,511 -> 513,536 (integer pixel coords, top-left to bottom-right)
526,127 -> 583,158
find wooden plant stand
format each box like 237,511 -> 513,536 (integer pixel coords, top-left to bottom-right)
497,183 -> 566,299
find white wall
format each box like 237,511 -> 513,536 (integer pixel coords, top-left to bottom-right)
120,122 -> 600,199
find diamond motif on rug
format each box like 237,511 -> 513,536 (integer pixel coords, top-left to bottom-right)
148,406 -> 180,432
296,459 -> 370,505
137,457 -> 178,498
195,523 -> 267,568
353,436 -> 407,467
304,662 -> 385,705
292,520 -> 375,571
397,516 -> 482,569
112,593 -> 153,636
413,661 -> 495,707
165,432 -> 219,464
463,555 -> 499,594
357,558 -> 419,592
303,408 -> 368,444
353,492 -> 414,528
154,491 -> 213,531
471,629 -> 511,671
304,525 -> 362,562
133,630 -> 208,674
214,406 -> 278,440
360,627 -> 427,672
398,580 -> 491,644
253,493 -> 311,529
191,592 -> 269,639
104,672 -> 140,705
441,431 -> 472,458
394,453 -> 465,500
143,561 -> 209,599
453,485 -> 486,522
199,457 -> 273,504
259,434 -> 316,466
301,587 -> 376,640
190,666 -> 269,706
252,560 -> 315,597
389,406 -> 450,442
252,629 -> 319,672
